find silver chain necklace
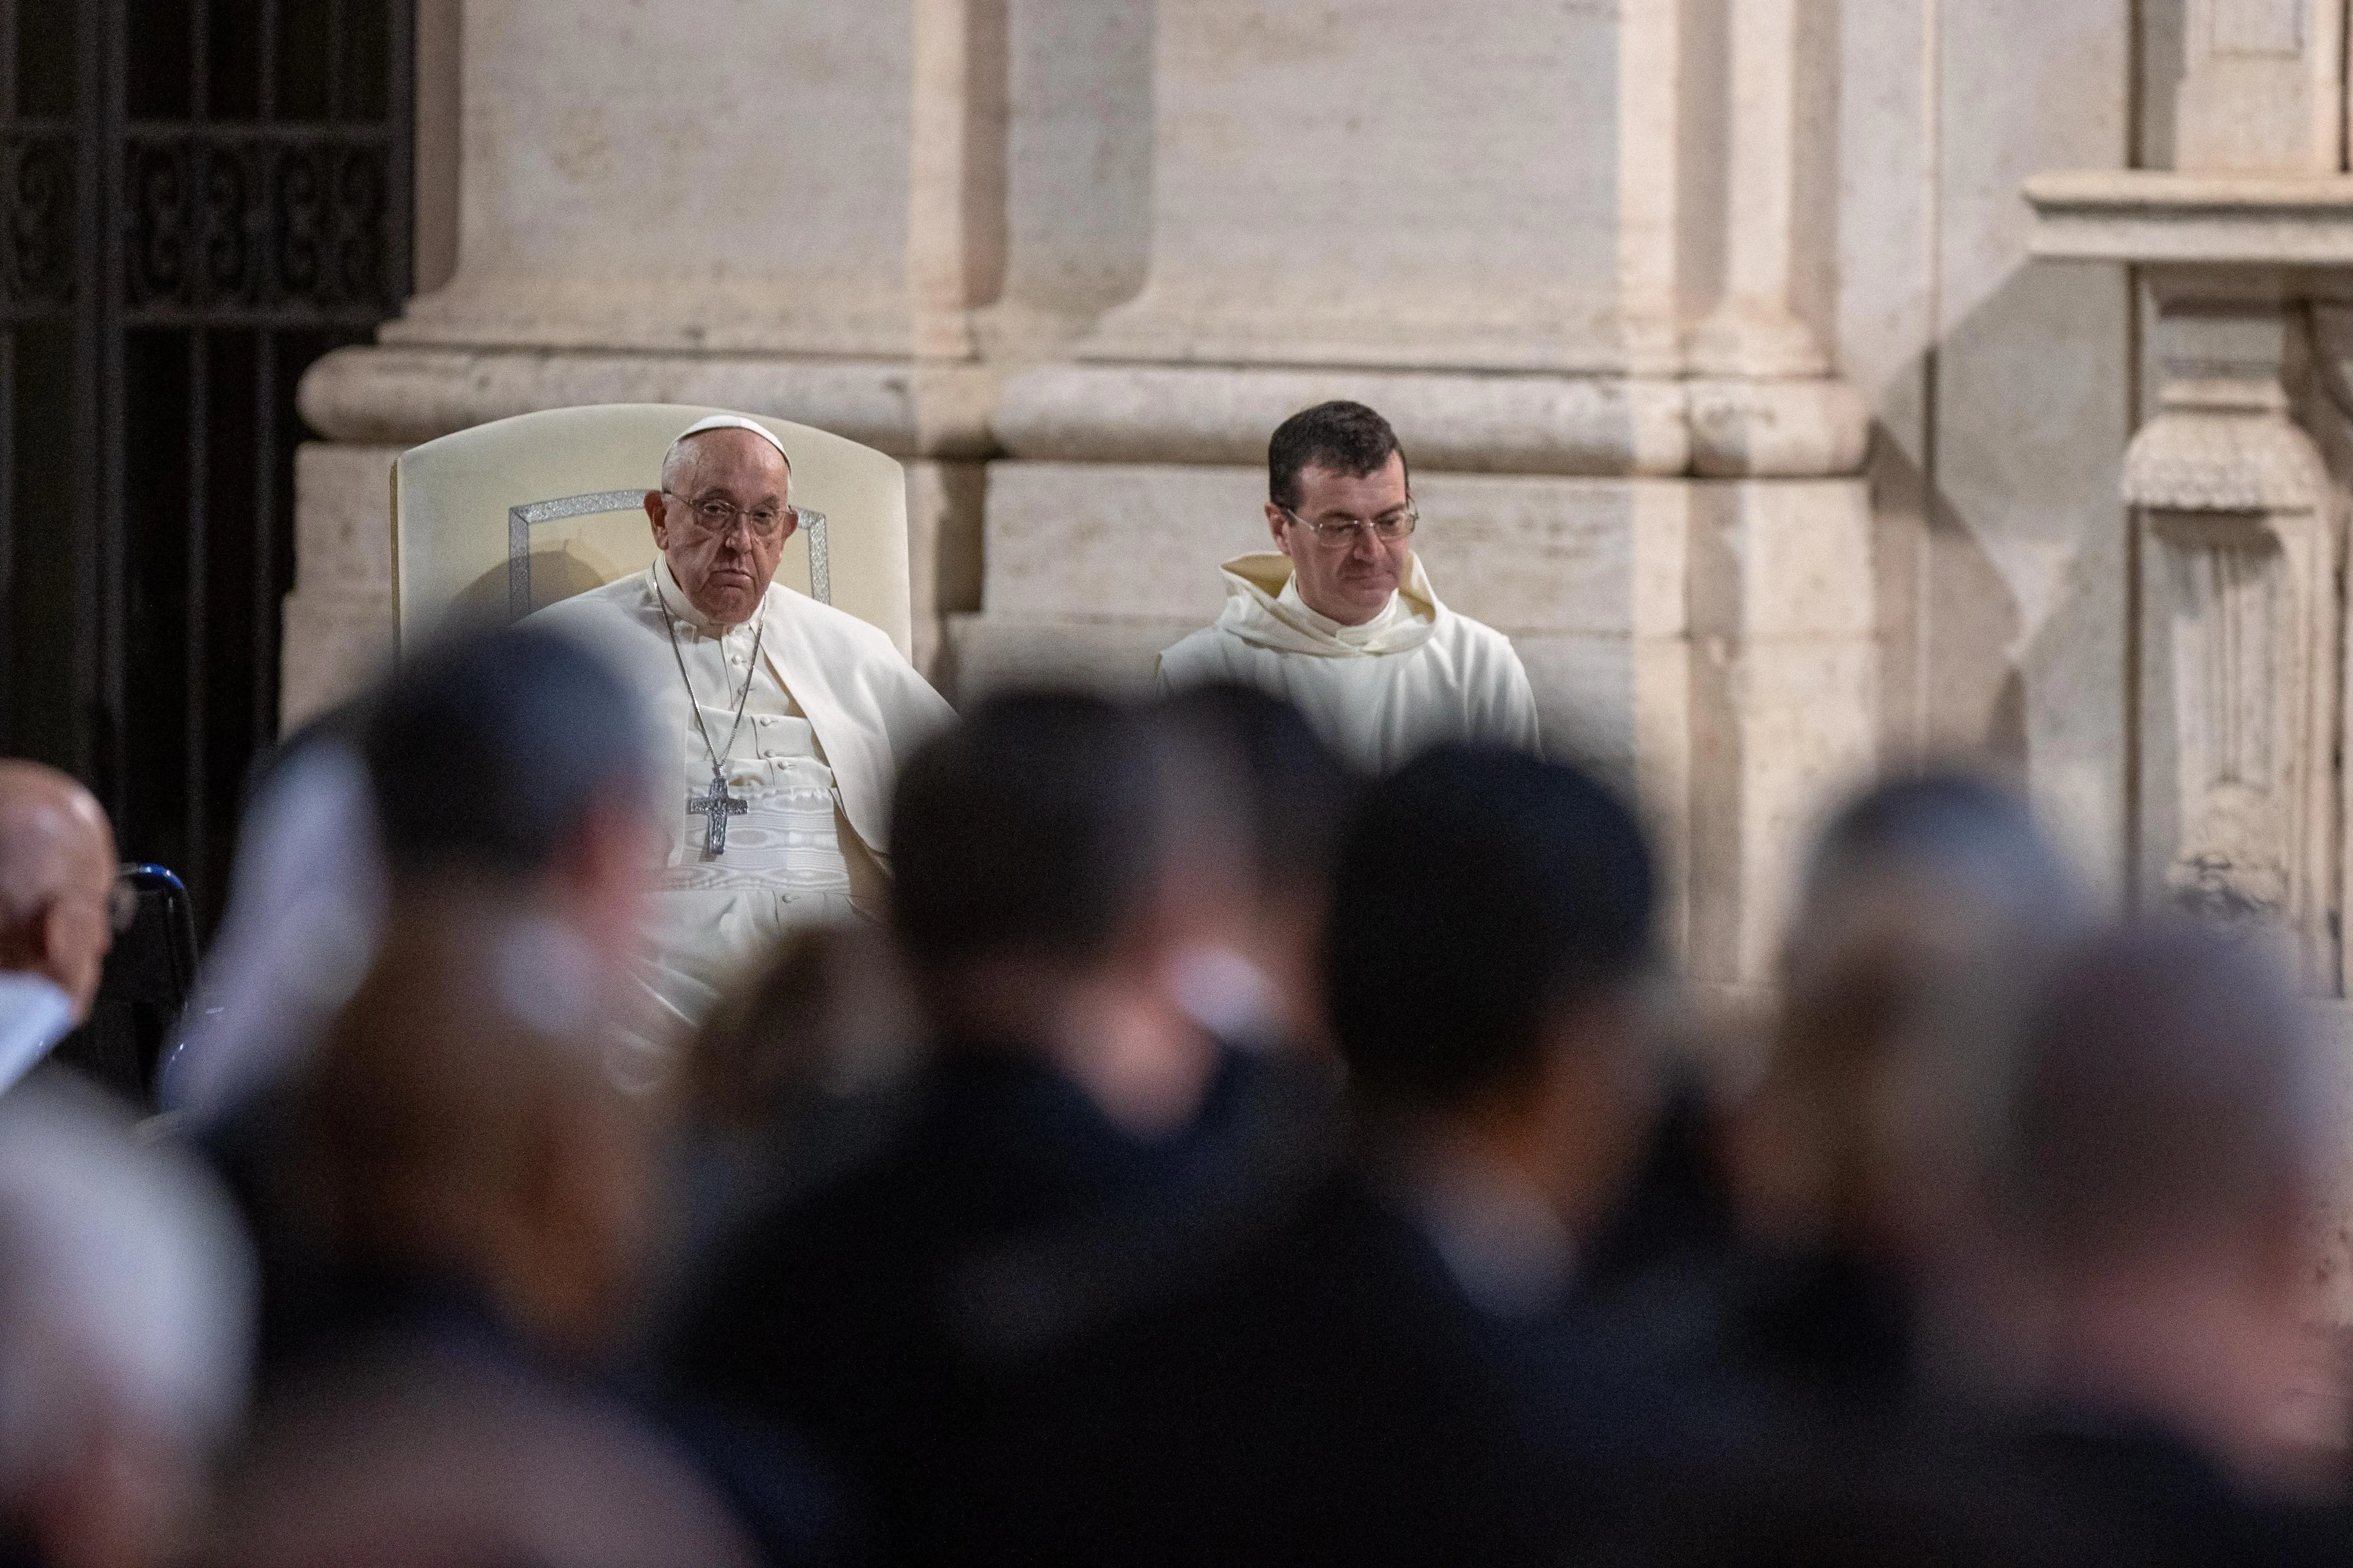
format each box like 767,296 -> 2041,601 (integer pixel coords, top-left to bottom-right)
656,572 -> 766,858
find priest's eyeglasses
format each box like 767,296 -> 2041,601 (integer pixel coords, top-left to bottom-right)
665,492 -> 802,541
1278,504 -> 1419,547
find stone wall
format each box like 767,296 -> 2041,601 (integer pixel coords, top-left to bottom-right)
288,0 -> 2160,1000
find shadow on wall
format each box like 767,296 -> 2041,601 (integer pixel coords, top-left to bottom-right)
982,0 -> 1155,346
1871,430 -> 2029,771
1881,255 -> 2134,882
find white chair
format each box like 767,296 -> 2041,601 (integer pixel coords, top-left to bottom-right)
390,404 -> 916,660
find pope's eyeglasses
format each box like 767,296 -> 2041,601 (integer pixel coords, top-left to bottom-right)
1277,504 -> 1419,548
665,491 -> 801,541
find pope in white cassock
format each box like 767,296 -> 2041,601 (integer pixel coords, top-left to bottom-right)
531,416 -> 954,1042
1157,400 -> 1539,773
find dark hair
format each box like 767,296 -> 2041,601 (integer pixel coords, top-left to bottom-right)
1326,746 -> 1653,1108
1150,683 -> 1359,895
1998,924 -> 2315,1259
363,624 -> 652,880
890,692 -> 1166,974
1268,401 -> 1407,514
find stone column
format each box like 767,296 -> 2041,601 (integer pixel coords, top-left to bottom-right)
2175,0 -> 2346,172
2028,0 -> 2353,991
2126,299 -> 2341,990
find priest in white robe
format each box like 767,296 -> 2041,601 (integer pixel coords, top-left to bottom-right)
1157,401 -> 1539,774
532,416 -> 954,1043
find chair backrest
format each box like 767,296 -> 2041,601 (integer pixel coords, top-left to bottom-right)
391,404 -> 915,659
54,864 -> 198,1108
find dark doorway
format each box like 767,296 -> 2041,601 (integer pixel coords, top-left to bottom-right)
1,0 -> 414,933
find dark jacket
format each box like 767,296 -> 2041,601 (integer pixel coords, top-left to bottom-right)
669,1040 -> 1343,1567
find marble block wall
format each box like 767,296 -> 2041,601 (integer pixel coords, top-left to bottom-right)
286,0 -> 2165,1000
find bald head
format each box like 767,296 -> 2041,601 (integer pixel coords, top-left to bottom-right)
0,762 -> 117,1021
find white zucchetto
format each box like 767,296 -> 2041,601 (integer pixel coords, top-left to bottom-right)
674,414 -> 791,463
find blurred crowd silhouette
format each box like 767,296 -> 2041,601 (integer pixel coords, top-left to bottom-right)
1,620 -> 2351,1566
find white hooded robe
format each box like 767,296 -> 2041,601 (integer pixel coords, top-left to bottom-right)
1156,552 -> 1539,774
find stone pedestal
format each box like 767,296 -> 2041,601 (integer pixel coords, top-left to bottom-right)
2128,355 -> 2341,992
2026,202 -> 2353,992
2027,0 -> 2353,1311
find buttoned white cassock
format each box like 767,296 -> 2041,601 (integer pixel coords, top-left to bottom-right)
532,551 -> 953,1047
1156,552 -> 1539,775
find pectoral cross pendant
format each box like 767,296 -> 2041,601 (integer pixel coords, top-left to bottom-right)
688,768 -> 748,858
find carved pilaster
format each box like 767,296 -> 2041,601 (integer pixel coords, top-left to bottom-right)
2126,372 -> 2342,988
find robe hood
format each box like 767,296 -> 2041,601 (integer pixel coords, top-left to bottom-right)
1213,552 -> 1442,658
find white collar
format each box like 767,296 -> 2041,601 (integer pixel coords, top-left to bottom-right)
652,555 -> 761,640
1212,554 -> 1441,659
0,974 -> 75,1097
1275,576 -> 1420,649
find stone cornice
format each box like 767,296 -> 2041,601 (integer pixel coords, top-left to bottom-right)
299,346 -> 1872,480
995,365 -> 1867,478
2025,170 -> 2353,265
298,347 -> 999,459
994,365 -> 1695,474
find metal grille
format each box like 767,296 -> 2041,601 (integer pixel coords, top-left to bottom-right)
1,0 -> 414,932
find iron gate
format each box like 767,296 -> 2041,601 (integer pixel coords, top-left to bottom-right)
1,0 -> 413,930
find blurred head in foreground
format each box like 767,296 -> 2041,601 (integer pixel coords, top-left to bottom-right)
1742,773 -> 2080,1260
0,1079 -> 253,1568
1147,684 -> 1358,1050
287,894 -> 662,1368
1327,745 -> 1659,1244
1992,923 -> 2334,1487
684,921 -> 924,1141
220,929 -> 753,1568
364,623 -> 660,976
890,690 -> 1252,1135
0,761 -> 119,1025
163,709 -> 383,1121
273,625 -> 666,1362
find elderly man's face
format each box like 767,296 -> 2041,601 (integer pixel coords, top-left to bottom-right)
644,429 -> 796,626
1267,452 -> 1413,627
